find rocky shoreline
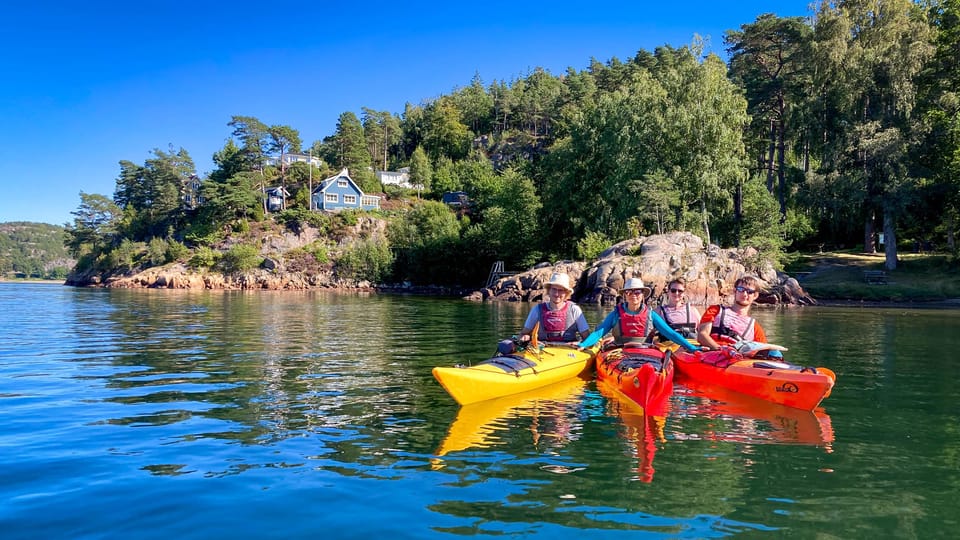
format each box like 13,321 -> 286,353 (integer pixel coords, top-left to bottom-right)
465,232 -> 814,306
65,232 -> 814,306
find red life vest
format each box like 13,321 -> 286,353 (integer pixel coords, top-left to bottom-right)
539,301 -> 571,341
613,303 -> 652,346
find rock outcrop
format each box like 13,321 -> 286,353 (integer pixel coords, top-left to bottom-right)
467,232 -> 815,306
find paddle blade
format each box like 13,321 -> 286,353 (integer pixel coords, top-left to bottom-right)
530,321 -> 540,349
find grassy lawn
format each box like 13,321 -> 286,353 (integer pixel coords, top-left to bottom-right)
784,250 -> 960,302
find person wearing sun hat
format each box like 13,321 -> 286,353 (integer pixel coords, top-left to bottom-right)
578,276 -> 699,352
519,272 -> 590,344
697,275 -> 780,356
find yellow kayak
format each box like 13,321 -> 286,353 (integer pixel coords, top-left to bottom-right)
432,344 -> 597,406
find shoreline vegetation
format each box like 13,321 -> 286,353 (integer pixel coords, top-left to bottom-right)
15,6 -> 960,304
12,238 -> 959,308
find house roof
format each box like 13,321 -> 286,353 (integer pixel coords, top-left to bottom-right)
265,186 -> 291,196
315,168 -> 363,195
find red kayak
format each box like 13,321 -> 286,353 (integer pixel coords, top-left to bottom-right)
595,345 -> 674,413
672,346 -> 835,411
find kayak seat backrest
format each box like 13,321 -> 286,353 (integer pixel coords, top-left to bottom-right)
484,354 -> 537,373
617,353 -> 664,372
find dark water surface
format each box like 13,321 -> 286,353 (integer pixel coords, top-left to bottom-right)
2,283 -> 958,538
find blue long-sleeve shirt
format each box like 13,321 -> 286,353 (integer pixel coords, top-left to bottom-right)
579,304 -> 699,352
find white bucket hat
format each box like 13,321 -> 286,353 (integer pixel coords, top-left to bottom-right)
621,277 -> 651,296
544,272 -> 574,293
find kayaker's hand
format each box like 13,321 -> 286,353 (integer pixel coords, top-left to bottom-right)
720,345 -> 740,359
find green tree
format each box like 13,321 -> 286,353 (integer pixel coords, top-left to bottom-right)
228,115 -> 270,171
422,97 -> 472,161
726,14 -> 813,222
388,200 -> 463,284
266,124 -> 302,210
810,0 -> 934,269
362,108 -> 402,171
408,146 -> 432,197
65,192 -> 121,258
330,111 -> 377,192
113,146 -> 195,241
450,72 -> 494,134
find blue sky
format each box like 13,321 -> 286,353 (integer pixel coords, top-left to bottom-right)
1,1 -> 813,226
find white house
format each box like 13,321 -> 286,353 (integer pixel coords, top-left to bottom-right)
264,153 -> 324,169
376,167 -> 412,189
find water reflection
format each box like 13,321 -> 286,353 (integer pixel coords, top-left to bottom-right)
595,380 -> 667,483
433,376 -> 589,462
673,373 -> 834,451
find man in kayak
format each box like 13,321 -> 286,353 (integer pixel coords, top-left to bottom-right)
697,275 -> 782,357
519,272 -> 590,344
577,277 -> 700,353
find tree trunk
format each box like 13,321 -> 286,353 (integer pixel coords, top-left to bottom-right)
883,210 -> 897,271
734,182 -> 743,247
948,209 -> 956,253
701,197 -> 711,246
766,118 -> 776,193
776,109 -> 787,223
864,211 -> 875,254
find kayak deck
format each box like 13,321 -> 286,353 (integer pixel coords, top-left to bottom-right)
673,349 -> 835,410
595,346 -> 673,414
433,344 -> 596,405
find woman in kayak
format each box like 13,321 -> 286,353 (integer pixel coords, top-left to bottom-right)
697,275 -> 782,357
519,272 -> 590,344
655,277 -> 701,339
578,277 -> 700,353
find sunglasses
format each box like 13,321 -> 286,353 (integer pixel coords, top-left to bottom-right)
669,288 -> 684,294
735,286 -> 757,294
624,290 -> 645,295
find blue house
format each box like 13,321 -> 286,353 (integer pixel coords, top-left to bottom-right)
312,168 -> 380,211
265,186 -> 291,212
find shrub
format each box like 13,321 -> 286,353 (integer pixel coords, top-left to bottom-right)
165,239 -> 189,262
336,237 -> 394,283
147,238 -> 169,266
188,246 -> 221,269
103,239 -> 145,271
577,230 -> 610,261
306,241 -> 329,264
220,244 -> 262,273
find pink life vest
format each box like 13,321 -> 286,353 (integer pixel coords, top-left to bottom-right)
539,301 -> 572,342
713,306 -> 757,342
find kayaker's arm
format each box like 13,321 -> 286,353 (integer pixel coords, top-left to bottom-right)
697,322 -> 722,351
651,312 -> 699,352
578,310 -> 618,348
519,305 -> 541,341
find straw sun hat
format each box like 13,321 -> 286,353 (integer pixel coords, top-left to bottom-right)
621,277 -> 651,296
544,272 -> 574,293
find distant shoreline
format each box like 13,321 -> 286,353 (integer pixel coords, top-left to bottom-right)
0,279 -> 65,285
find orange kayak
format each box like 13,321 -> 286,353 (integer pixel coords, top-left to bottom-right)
595,345 -> 674,414
672,348 -> 835,411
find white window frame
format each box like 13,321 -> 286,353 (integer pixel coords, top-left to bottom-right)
343,194 -> 357,205
325,193 -> 338,203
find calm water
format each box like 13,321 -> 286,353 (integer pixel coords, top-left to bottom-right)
2,283 -> 959,539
